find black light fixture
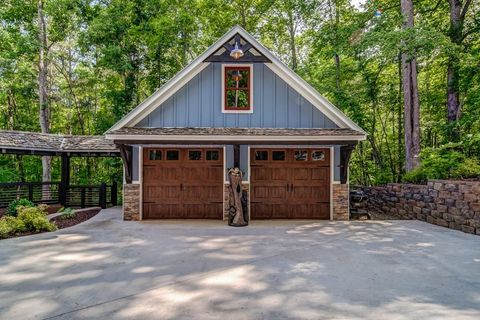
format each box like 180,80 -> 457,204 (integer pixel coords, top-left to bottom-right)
230,41 -> 244,60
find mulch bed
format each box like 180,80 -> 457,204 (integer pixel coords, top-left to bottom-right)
51,208 -> 102,229
0,204 -> 63,218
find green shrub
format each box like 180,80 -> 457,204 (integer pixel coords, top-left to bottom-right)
403,146 -> 480,183
0,205 -> 57,239
452,158 -> 480,179
6,198 -> 34,217
16,205 -> 57,233
59,208 -> 76,220
0,216 -> 26,238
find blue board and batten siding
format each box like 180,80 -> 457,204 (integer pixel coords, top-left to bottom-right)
131,62 -> 342,182
136,63 -> 338,129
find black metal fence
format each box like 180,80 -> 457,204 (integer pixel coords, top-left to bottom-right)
0,181 -> 118,209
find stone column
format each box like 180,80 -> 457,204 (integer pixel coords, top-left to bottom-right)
332,183 -> 349,220
123,184 -> 140,221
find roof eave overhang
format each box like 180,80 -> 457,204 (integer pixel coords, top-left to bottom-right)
107,134 -> 366,144
1,146 -> 120,156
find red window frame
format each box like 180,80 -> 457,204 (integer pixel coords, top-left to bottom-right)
224,66 -> 251,111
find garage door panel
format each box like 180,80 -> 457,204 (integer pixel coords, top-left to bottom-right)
144,186 -> 180,201
291,186 -> 313,199
251,203 -> 272,219
143,148 -> 223,219
272,168 -> 288,180
251,148 -> 331,220
183,167 -> 205,181
271,204 -> 292,219
183,204 -> 205,218
289,204 -> 310,218
251,167 -> 269,180
183,185 -> 222,201
311,167 -> 329,181
312,203 -> 330,219
252,185 -> 286,199
312,186 -> 329,202
206,166 -> 224,180
204,203 -> 224,219
290,168 -> 309,180
147,167 -> 182,181
144,203 -> 184,219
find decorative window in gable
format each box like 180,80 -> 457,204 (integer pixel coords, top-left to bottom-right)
222,65 -> 253,113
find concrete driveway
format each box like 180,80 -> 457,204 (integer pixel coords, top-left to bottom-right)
0,208 -> 479,320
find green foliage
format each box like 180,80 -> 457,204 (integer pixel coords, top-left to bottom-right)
0,0 -> 479,187
0,204 -> 56,238
16,205 -> 57,233
403,145 -> 480,183
0,216 -> 26,238
59,208 -> 76,220
5,198 -> 34,217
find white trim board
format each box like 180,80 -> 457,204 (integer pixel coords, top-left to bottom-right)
107,26 -> 366,135
139,146 -> 143,221
330,146 -> 334,220
106,134 -> 366,142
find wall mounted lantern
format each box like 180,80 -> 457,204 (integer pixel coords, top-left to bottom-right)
230,41 -> 244,59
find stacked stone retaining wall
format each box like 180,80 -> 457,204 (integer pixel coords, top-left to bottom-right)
360,180 -> 480,235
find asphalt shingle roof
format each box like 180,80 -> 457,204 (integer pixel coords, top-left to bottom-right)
108,127 -> 364,137
0,130 -> 118,154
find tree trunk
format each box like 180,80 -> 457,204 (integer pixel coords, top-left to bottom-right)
446,0 -> 471,134
397,53 -> 404,181
287,9 -> 297,71
447,0 -> 461,125
334,53 -> 341,91
38,0 -> 52,191
401,0 -> 421,172
334,0 -> 341,91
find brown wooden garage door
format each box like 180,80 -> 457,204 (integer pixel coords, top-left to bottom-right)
250,148 -> 331,219
143,148 -> 223,219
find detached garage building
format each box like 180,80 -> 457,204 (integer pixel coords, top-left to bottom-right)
106,26 -> 366,221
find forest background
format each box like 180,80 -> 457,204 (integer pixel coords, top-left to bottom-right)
0,0 -> 479,186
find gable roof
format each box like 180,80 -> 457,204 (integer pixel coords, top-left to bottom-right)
107,26 -> 366,136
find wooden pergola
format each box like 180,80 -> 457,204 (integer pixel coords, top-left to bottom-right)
0,130 -> 120,207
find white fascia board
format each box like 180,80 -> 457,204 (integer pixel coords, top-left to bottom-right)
105,134 -> 366,142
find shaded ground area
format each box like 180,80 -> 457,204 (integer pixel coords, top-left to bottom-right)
368,211 -> 410,220
0,208 -> 479,320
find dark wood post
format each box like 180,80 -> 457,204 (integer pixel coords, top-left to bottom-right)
59,154 -> 70,206
233,144 -> 240,168
28,183 -> 34,201
80,187 -> 86,208
111,181 -> 118,206
340,145 -> 356,184
99,183 -> 107,209
118,144 -> 133,184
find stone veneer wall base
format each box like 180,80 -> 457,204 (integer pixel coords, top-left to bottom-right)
333,183 -> 349,221
123,184 -> 140,221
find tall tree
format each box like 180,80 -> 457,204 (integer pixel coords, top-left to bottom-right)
446,0 -> 473,131
37,0 -> 52,184
400,0 -> 421,171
